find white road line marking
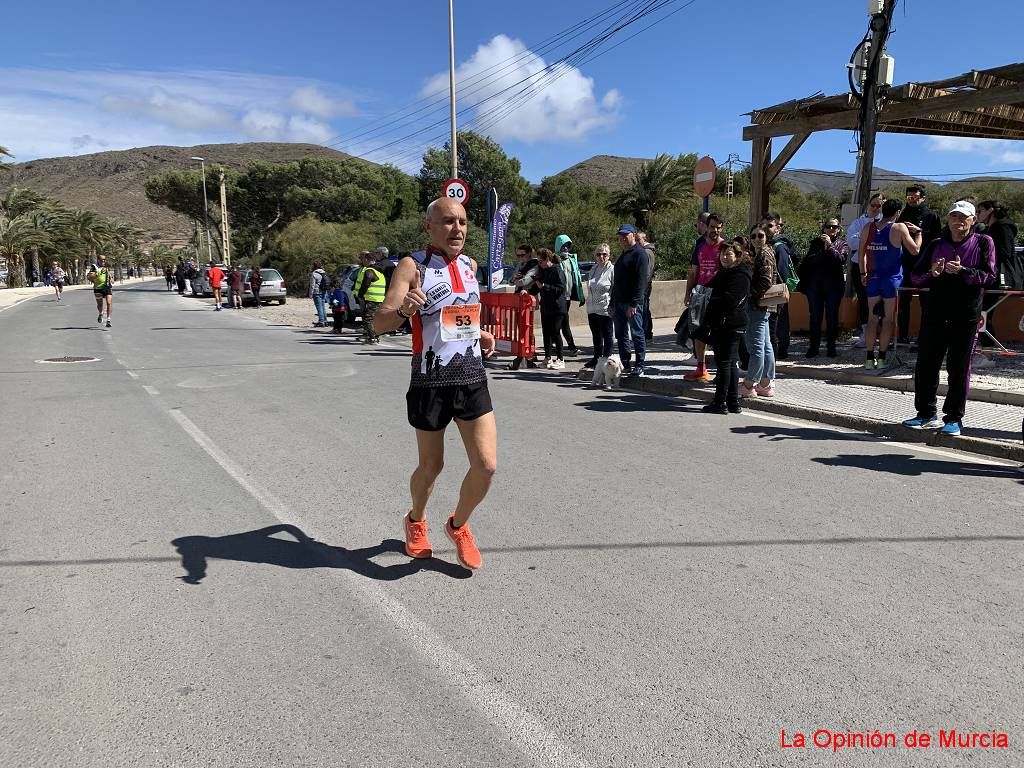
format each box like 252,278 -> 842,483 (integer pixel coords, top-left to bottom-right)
167,408 -> 592,768
142,385 -> 159,396
126,370 -> 139,379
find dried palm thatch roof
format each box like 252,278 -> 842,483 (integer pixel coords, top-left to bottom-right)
743,62 -> 1024,140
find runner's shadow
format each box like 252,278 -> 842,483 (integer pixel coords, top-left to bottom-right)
171,524 -> 472,583
813,453 -> 1024,482
731,425 -> 871,442
50,326 -> 105,331
575,393 -> 698,412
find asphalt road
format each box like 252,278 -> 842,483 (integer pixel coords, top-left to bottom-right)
2,281 -> 1022,768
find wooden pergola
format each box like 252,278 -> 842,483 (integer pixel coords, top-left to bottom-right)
743,61 -> 1024,225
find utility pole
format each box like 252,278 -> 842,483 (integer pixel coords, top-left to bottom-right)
219,172 -> 231,266
448,0 -> 458,178
851,0 -> 896,207
725,153 -> 740,198
190,156 -> 214,263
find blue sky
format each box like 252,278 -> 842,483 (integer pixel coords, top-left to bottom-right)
3,0 -> 1023,183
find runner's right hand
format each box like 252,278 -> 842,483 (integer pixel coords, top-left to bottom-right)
402,268 -> 427,315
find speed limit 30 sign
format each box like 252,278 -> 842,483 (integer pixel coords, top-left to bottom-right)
441,178 -> 471,206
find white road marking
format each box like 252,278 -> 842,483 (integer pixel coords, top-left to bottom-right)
167,408 -> 592,768
142,385 -> 159,396
126,370 -> 139,380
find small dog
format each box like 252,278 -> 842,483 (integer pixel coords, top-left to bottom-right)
592,354 -> 623,390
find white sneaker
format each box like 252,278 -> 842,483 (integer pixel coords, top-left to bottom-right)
544,358 -> 553,369
553,359 -> 566,370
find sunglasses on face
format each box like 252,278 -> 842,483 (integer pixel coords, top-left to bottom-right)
751,233 -> 766,239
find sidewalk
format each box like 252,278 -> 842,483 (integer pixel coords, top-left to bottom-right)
528,316 -> 1024,462
0,276 -> 157,312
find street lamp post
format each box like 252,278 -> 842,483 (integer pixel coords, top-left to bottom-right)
190,156 -> 214,264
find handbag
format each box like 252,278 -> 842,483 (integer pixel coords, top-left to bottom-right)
674,308 -> 690,347
688,284 -> 711,331
760,282 -> 790,308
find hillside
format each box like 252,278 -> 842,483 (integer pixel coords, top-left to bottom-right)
0,143 -> 373,247
555,154 -> 927,197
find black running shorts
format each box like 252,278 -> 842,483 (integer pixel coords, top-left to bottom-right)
93,286 -> 112,297
406,382 -> 492,432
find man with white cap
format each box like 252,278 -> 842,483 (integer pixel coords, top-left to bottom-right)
901,201 -> 996,437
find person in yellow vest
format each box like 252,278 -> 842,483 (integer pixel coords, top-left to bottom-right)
87,253 -> 113,327
355,250 -> 386,343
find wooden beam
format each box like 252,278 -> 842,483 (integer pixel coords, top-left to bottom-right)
742,80 -> 1024,139
749,137 -> 770,227
765,133 -> 810,185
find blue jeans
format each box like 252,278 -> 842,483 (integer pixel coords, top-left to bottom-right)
312,293 -> 327,324
745,306 -> 775,384
613,303 -> 646,366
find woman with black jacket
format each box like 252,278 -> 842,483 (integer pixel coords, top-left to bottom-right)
799,220 -> 849,357
533,248 -> 568,369
701,242 -> 753,414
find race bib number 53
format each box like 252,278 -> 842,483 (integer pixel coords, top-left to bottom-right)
440,304 -> 481,342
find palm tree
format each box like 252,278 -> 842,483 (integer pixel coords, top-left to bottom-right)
609,154 -> 696,232
31,203 -> 74,283
70,209 -> 110,284
0,214 -> 50,287
0,145 -> 12,172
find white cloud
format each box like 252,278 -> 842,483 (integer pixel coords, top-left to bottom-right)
0,67 -> 361,160
288,115 -> 334,143
421,34 -> 620,144
241,109 -> 288,139
927,136 -> 1024,166
102,87 -> 234,131
288,86 -> 356,119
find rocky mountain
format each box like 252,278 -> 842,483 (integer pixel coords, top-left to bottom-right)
0,143 -> 369,247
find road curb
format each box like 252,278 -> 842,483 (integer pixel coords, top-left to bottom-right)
575,370 -> 1024,463
779,363 -> 1024,408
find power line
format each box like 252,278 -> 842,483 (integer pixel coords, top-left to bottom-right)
365,0 -> 694,170
366,0 -> 677,168
321,0 -> 662,154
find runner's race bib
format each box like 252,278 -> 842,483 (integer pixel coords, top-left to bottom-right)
440,304 -> 481,342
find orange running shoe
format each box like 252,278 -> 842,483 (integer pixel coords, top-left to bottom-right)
404,512 -> 432,559
445,514 -> 482,570
683,369 -> 712,382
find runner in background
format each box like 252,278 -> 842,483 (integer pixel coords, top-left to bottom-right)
87,254 -> 113,327
50,261 -> 66,303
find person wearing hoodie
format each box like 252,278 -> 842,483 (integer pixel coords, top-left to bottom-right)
555,234 -> 584,355
700,242 -> 753,414
896,185 -> 942,344
764,212 -> 794,358
977,200 -> 1021,290
583,243 -> 614,369
534,248 -> 568,369
309,261 -> 330,327
903,201 -> 995,437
